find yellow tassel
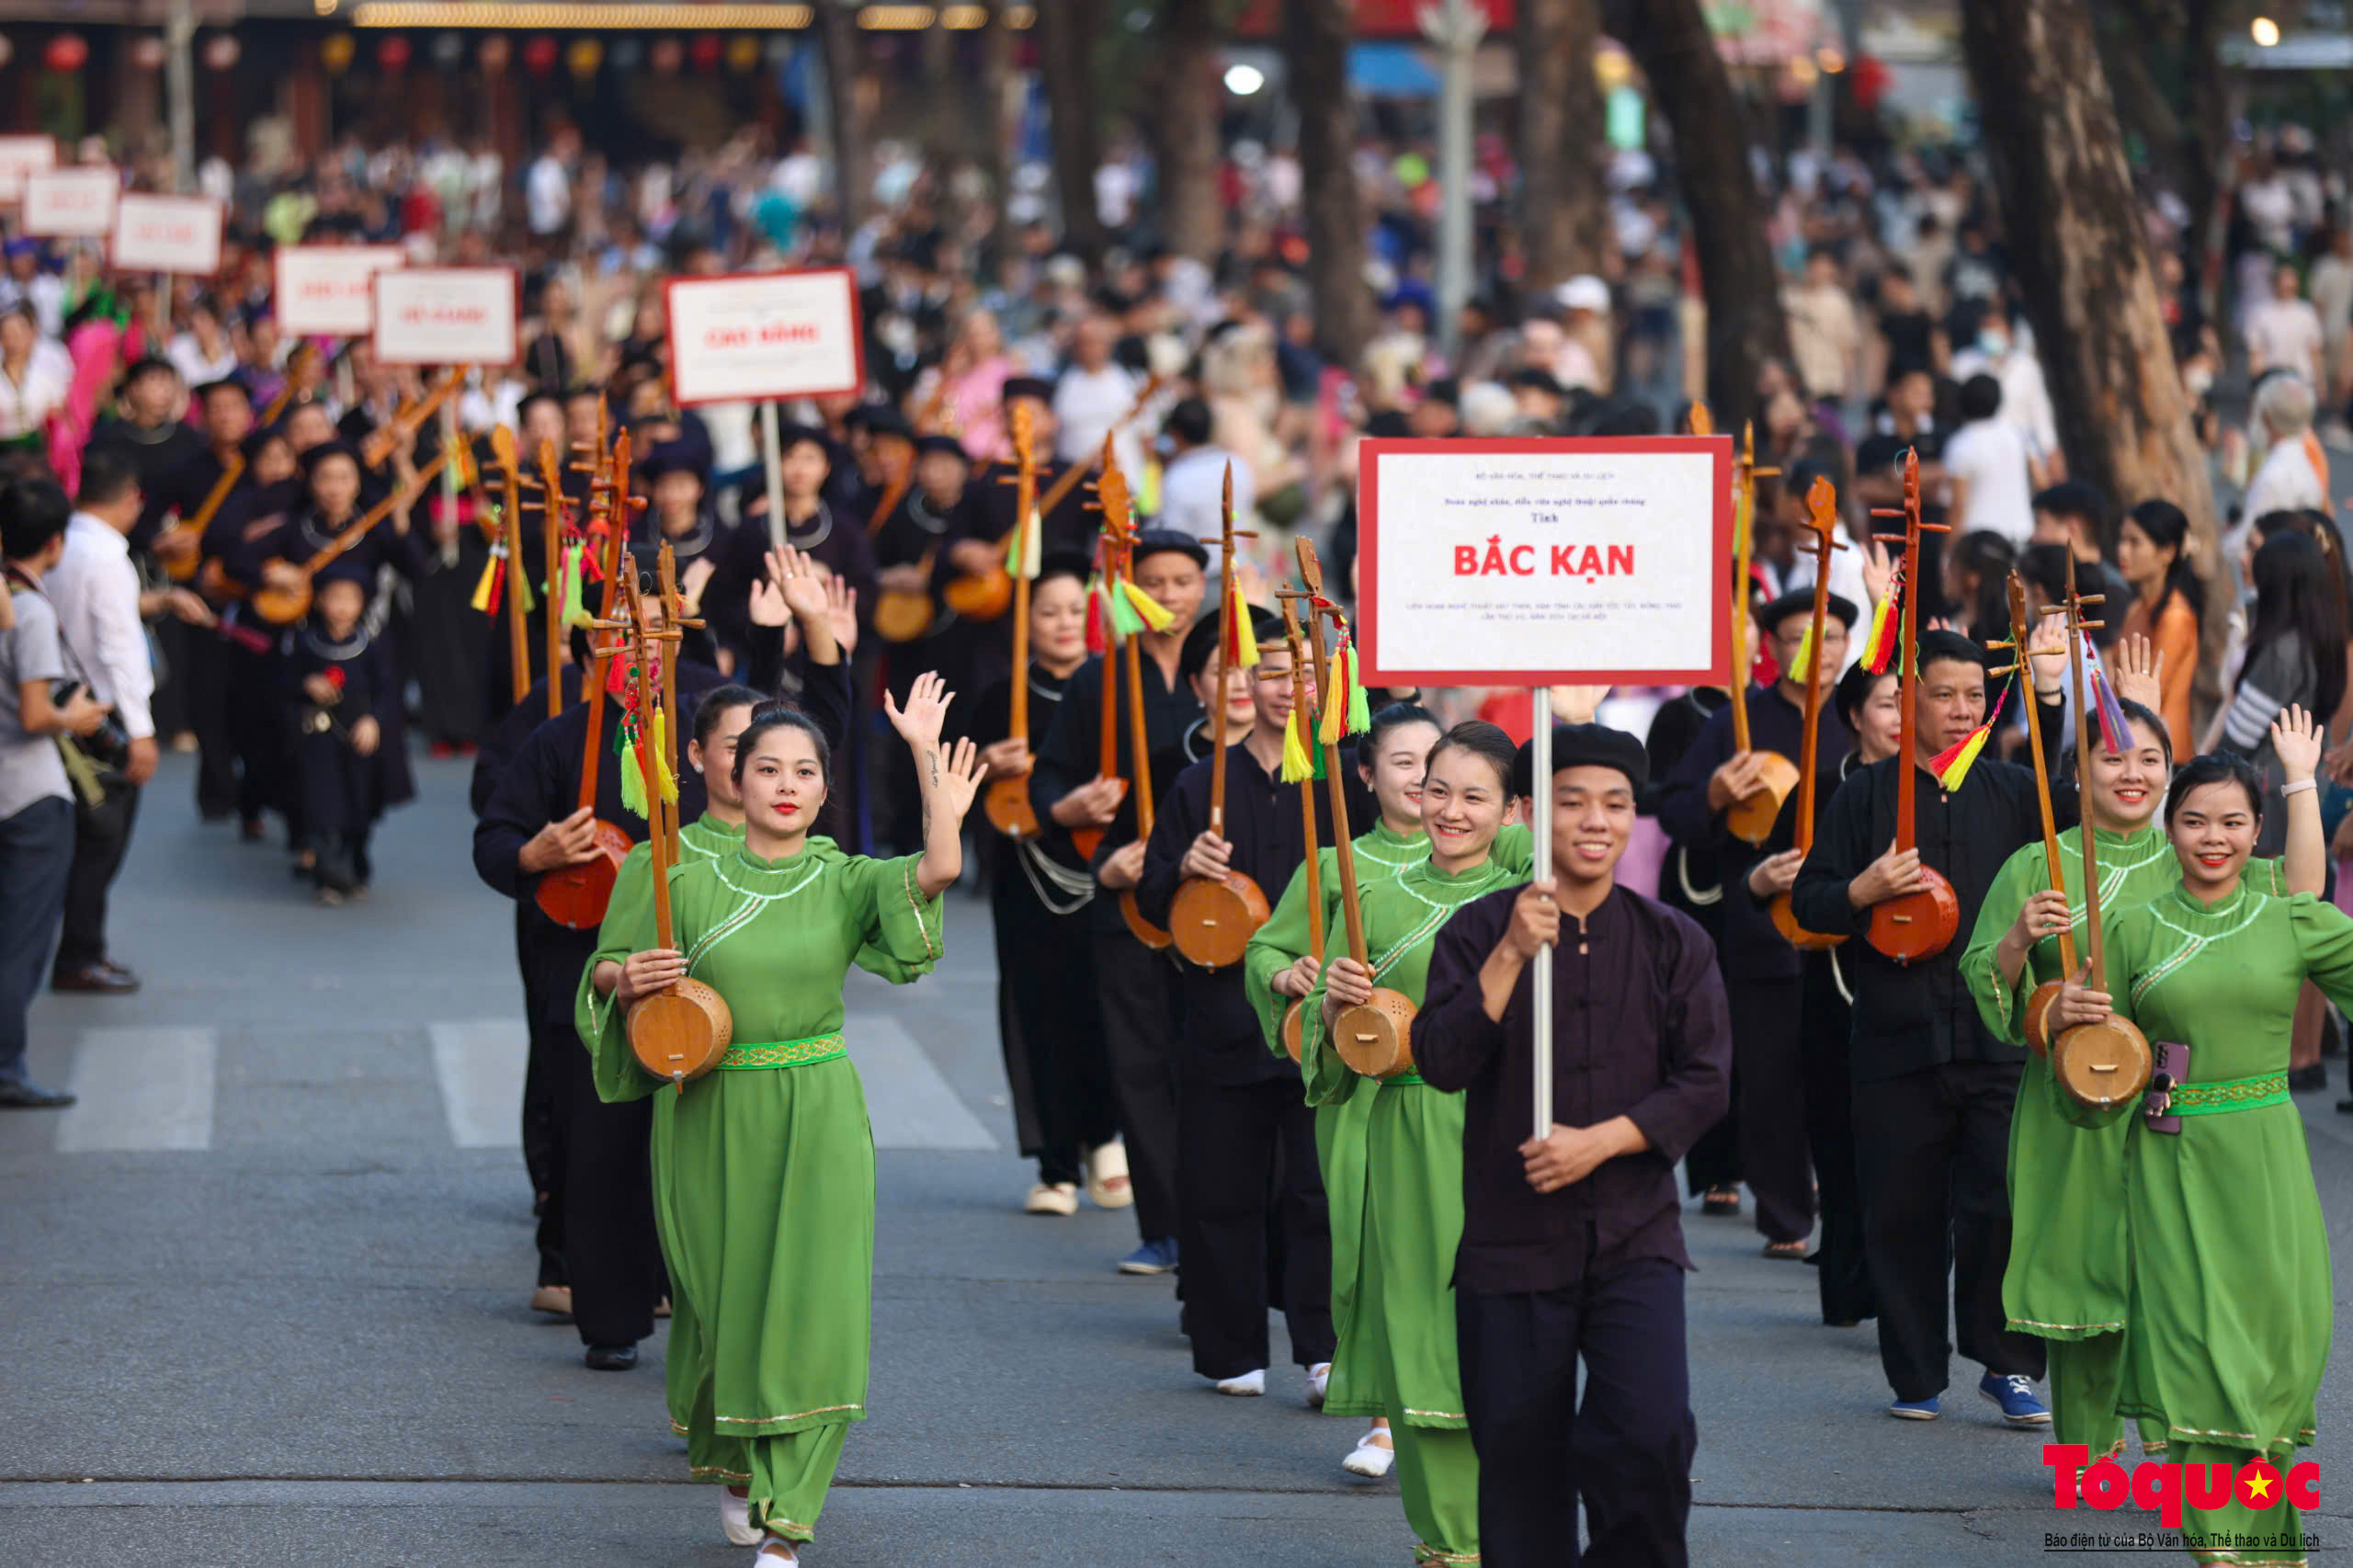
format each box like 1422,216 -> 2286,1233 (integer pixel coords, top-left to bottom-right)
1229,581 -> 1259,668
1120,577 -> 1175,631
1789,619 -> 1817,685
1931,722 -> 1993,790
1319,665 -> 1346,747
1280,707 -> 1313,782
653,710 -> 678,803
470,551 -> 500,613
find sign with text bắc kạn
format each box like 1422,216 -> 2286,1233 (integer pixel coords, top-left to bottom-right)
0,137 -> 57,203
275,245 -> 407,336
20,167 -> 117,237
1356,437 -> 1733,687
109,193 -> 223,276
371,267 -> 519,366
664,268 -> 864,407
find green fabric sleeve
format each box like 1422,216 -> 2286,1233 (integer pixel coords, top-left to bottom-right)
2290,891 -> 2353,1017
1491,823 -> 1535,878
843,851 -> 948,984
1294,979 -> 1361,1108
572,843 -> 665,1105
1245,853 -> 1324,1059
1961,842 -> 2040,1047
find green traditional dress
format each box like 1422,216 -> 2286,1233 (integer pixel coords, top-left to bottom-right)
1961,827 -> 2289,1460
1296,840 -> 1530,1567
1244,820 -> 1427,1421
597,814 -> 749,1455
575,839 -> 945,1545
2063,885 -> 2349,1567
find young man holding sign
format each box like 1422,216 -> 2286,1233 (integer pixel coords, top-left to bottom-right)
1414,722 -> 1730,1568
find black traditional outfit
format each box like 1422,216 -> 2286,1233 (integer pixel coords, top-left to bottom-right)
278,602 -> 412,892
1414,726 -> 1732,1568
961,666 -> 1113,1188
1641,688 -> 1736,1202
1789,744 -> 2061,1405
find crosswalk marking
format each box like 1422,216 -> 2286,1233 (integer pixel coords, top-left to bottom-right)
53,1028 -> 216,1153
854,1016 -> 1000,1151
427,1020 -> 529,1149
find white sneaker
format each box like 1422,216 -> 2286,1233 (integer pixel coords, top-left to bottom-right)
752,1540 -> 798,1565
1306,1362 -> 1331,1408
1024,1181 -> 1079,1216
721,1491 -> 761,1547
1214,1369 -> 1266,1396
1342,1429 -> 1395,1479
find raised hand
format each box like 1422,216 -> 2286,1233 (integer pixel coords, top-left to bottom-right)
825,574 -> 859,655
884,671 -> 955,751
1548,685 -> 1612,725
1860,538 -> 1893,608
767,546 -> 832,626
2109,632 -> 2165,713
2272,703 -> 2324,785
929,736 -> 985,824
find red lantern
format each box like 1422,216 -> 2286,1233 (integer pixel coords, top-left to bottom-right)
523,34 -> 557,74
650,37 -> 682,74
377,34 -> 411,72
44,33 -> 87,73
479,34 -> 510,71
689,33 -> 722,71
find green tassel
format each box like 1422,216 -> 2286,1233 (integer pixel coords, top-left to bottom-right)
558,541 -> 590,630
1108,584 -> 1143,637
619,748 -> 648,821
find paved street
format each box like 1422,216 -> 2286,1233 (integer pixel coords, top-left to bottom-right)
5,752 -> 2351,1566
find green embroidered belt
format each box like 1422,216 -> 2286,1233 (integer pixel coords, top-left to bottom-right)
1384,1071 -> 1427,1087
2165,1071 -> 2289,1117
714,1034 -> 847,1072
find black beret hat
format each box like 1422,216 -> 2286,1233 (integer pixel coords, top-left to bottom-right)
1757,589 -> 1859,635
914,433 -> 969,462
1130,528 -> 1210,571
1510,722 -> 1648,797
1001,375 -> 1056,405
1179,602 -> 1284,683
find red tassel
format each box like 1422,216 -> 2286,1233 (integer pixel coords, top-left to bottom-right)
483,568 -> 504,619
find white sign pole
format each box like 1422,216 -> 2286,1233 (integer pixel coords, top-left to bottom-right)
759,400 -> 786,558
1529,684 -> 1553,1145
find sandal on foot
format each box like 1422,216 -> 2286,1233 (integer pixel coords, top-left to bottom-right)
1763,1240 -> 1809,1260
1701,1186 -> 1741,1217
1024,1181 -> 1079,1216
721,1490 -> 761,1547
1342,1428 -> 1395,1478
1086,1141 -> 1134,1210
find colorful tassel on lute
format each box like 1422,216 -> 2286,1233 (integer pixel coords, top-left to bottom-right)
2083,635 -> 2134,756
1930,676 -> 2013,790
1787,617 -> 1818,686
1280,706 -> 1313,782
1120,577 -> 1175,632
653,708 -> 677,805
559,541 -> 592,629
471,544 -> 504,615
1085,574 -> 1109,654
1222,578 -> 1259,670
1860,557 -> 1905,674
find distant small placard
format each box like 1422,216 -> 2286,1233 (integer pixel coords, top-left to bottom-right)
665,269 -> 863,406
0,136 -> 57,202
21,168 -> 117,237
372,267 -> 519,366
276,245 -> 406,336
1357,437 -> 1732,687
111,194 -> 224,276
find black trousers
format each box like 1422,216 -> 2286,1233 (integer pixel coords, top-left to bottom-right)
1801,952 -> 1874,1324
1729,975 -> 1813,1243
1459,1258 -> 1696,1568
1092,930 -> 1182,1241
226,640 -> 285,828
517,907 -> 563,1288
56,776 -> 139,973
1853,1059 -> 2044,1400
1176,1068 -> 1335,1378
544,1014 -> 663,1346
994,869 -> 1115,1186
187,630 -> 238,820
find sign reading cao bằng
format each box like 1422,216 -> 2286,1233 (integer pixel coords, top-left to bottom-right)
1356,437 -> 1733,687
664,268 -> 863,407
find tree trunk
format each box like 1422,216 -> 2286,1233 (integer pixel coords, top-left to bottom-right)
973,2 -> 1016,280
817,0 -> 868,234
1284,0 -> 1377,369
1517,0 -> 1606,293
1149,0 -> 1223,264
1958,0 -> 2220,668
1034,0 -> 1105,260
1605,0 -> 1790,435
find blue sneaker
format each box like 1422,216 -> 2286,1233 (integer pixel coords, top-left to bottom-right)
1980,1372 -> 2052,1426
1118,1237 -> 1178,1276
1888,1395 -> 1940,1421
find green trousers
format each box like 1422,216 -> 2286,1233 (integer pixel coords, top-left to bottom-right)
2047,1334 -> 2169,1457
2177,1441 -> 2304,1566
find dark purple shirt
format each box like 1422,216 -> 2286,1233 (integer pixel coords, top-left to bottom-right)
1414,882 -> 1732,1295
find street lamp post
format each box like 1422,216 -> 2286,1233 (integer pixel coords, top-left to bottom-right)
167,0 -> 198,192
1419,0 -> 1486,359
